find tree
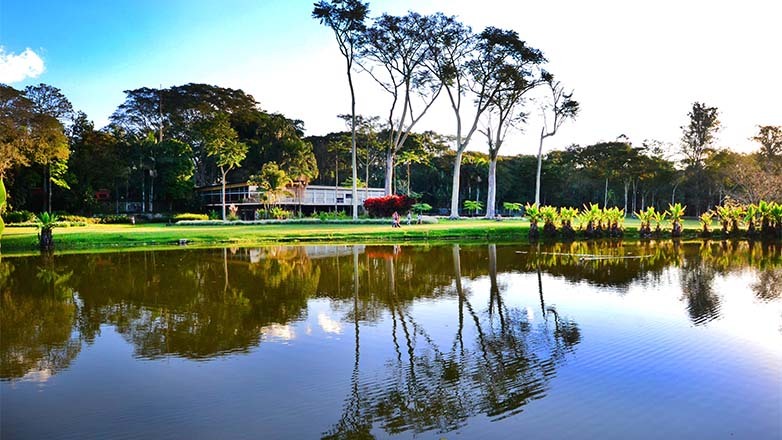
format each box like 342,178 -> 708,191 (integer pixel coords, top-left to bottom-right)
250,162 -> 292,214
0,85 -> 69,213
752,125 -> 782,171
112,83 -> 258,188
360,12 -> 443,195
476,28 -> 545,218
202,114 -> 248,220
313,0 -> 370,219
23,84 -> 73,212
681,102 -> 720,169
534,72 -> 579,206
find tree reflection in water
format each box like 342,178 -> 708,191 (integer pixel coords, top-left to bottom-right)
324,244 -> 581,438
0,241 -> 779,396
0,255 -> 82,381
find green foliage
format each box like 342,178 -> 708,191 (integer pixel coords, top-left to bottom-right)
208,210 -> 220,220
699,211 -> 714,230
100,214 -> 133,224
173,213 -> 209,221
2,210 -> 37,224
256,207 -> 293,220
0,178 -> 5,236
503,202 -> 523,215
463,200 -> 483,216
411,203 -> 432,213
36,212 -> 60,231
524,203 -> 541,224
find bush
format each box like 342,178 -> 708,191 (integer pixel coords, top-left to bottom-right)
363,195 -> 414,218
173,213 -> 209,221
59,214 -> 100,224
2,210 -> 36,224
100,214 -> 133,224
256,207 -> 293,220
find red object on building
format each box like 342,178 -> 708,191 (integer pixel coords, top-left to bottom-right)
95,189 -> 110,201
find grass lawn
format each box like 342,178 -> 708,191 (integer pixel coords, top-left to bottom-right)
0,217 -> 705,255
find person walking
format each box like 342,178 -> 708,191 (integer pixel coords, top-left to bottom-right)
392,211 -> 400,228
406,212 -> 412,225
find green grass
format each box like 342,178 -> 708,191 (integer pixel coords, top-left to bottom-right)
0,217 -> 706,255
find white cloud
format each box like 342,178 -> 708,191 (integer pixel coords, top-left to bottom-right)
0,47 -> 45,83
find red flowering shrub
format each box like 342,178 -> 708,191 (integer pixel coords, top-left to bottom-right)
363,195 -> 414,217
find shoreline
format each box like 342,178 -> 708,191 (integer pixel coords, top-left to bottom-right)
2,218 -> 776,257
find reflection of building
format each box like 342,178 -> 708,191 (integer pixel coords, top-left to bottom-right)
197,182 -> 385,217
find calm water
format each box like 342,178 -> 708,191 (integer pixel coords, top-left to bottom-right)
1,241 -> 781,439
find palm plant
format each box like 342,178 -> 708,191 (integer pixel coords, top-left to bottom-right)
651,210 -> 668,237
524,203 -> 541,240
744,203 -> 759,238
411,203 -> 432,214
715,204 -> 732,236
699,211 -> 714,237
605,207 -> 625,238
581,203 -> 602,238
757,200 -> 774,238
502,202 -> 523,217
666,203 -> 686,237
728,205 -> 745,236
634,207 -> 655,238
539,205 -> 559,238
463,200 -> 483,216
36,211 -> 59,251
559,207 -> 579,239
770,202 -> 782,239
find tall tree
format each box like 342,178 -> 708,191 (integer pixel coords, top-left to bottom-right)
23,84 -> 73,212
476,29 -> 545,218
680,102 -> 720,214
0,85 -> 68,213
534,72 -> 579,206
360,12 -> 443,195
313,0 -> 370,219
202,114 -> 248,220
680,102 -> 720,169
752,125 -> 782,171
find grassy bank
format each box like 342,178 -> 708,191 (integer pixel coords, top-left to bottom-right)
0,218 -> 709,255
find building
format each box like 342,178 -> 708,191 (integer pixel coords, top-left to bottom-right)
197,182 -> 386,218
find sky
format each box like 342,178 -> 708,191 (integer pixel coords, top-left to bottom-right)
1,0 -> 780,156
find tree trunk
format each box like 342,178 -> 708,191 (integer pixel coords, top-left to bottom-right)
623,180 -> 629,214
449,149 -> 464,219
221,169 -> 227,221
384,149 -> 394,195
348,63 -> 358,220
47,164 -> 52,213
604,177 -> 609,208
632,179 -> 637,214
535,128 -> 545,206
485,156 -> 497,218
149,169 -> 154,213
407,162 -> 411,196
141,157 -> 146,213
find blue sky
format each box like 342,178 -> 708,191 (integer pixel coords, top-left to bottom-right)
2,0 -> 781,155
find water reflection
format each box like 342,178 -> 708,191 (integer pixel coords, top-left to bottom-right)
1,241 -> 781,437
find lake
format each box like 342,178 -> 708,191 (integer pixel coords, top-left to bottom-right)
1,241 -> 780,439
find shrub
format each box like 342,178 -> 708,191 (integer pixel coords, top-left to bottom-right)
174,213 -> 209,221
2,210 -> 36,224
363,195 -> 414,218
412,203 -> 432,213
100,214 -> 133,224
256,207 -> 293,220
59,214 -> 99,224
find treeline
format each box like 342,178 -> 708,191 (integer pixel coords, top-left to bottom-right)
1,82 -> 780,221
1,83 -> 317,219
